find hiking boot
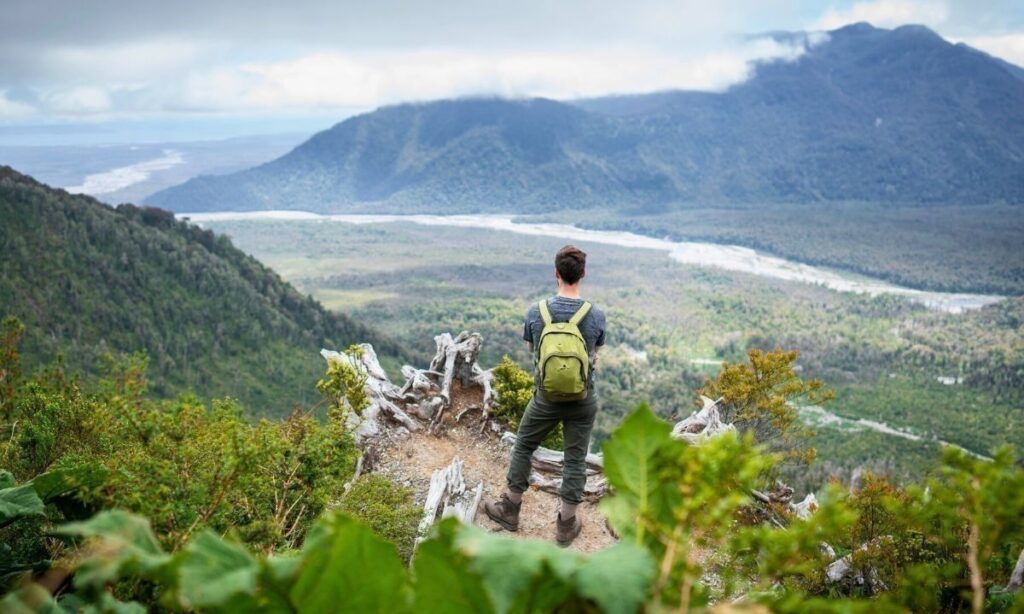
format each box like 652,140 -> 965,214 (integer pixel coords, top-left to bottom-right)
555,512 -> 582,547
484,493 -> 521,532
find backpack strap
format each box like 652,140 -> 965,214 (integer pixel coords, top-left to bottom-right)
538,299 -> 553,326
568,301 -> 592,326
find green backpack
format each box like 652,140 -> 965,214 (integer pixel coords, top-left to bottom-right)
535,299 -> 592,401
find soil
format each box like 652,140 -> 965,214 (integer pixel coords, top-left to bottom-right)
374,380 -> 617,553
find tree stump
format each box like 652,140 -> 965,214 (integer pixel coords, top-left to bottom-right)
418,456 -> 483,541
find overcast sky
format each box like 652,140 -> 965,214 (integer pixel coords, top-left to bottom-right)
1,0 -> 1022,140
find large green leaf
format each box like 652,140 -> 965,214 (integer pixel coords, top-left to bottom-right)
456,524 -> 578,614
177,531 -> 259,610
79,593 -> 147,614
0,483 -> 45,529
575,542 -> 654,614
29,465 -> 107,501
30,465 -> 108,521
0,583 -> 66,614
289,512 -> 409,613
412,520 -> 494,614
57,511 -> 170,589
0,470 -> 15,489
600,404 -> 671,541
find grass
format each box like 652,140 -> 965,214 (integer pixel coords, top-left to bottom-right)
312,288 -> 399,310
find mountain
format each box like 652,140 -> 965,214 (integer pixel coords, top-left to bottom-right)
0,166 -> 412,415
148,23 -> 1024,213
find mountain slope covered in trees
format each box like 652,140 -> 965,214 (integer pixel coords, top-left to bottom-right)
0,166 -> 410,414
148,23 -> 1024,213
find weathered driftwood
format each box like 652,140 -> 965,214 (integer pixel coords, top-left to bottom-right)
672,396 -> 735,443
430,332 -> 482,407
791,493 -> 819,520
398,365 -> 440,401
418,456 -> 483,539
752,480 -> 795,506
386,332 -> 497,430
826,537 -> 892,594
321,346 -> 420,445
1009,547 -> 1024,591
468,367 -> 496,425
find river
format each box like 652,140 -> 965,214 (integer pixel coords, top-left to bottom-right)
181,211 -> 1004,314
798,405 -> 990,460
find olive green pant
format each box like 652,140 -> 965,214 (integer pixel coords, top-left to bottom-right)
506,391 -> 598,504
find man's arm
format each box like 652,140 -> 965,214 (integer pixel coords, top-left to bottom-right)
592,309 -> 606,367
524,315 -> 534,355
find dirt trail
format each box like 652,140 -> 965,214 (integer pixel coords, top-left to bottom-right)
375,381 -> 617,553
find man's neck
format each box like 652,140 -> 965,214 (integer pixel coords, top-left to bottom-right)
556,284 -> 581,299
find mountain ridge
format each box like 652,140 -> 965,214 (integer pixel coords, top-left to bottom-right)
147,22 -> 1024,213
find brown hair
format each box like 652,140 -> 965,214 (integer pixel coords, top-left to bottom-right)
555,245 -> 587,284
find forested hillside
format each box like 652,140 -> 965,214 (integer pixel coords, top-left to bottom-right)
0,166 -> 411,414
148,23 -> 1024,214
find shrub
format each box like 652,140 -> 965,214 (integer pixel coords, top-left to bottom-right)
4,403 -> 1024,613
316,345 -> 370,416
0,320 -> 360,563
492,355 -> 563,448
336,474 -> 421,563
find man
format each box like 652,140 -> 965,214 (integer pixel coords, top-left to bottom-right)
484,244 -> 606,547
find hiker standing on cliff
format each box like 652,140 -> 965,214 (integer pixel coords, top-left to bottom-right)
485,245 -> 606,547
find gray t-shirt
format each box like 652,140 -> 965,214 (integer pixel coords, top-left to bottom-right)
523,296 -> 606,388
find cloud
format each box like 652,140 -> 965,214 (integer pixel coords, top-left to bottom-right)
0,36 -> 819,118
0,0 -> 1019,127
0,91 -> 36,119
233,38 -> 815,108
954,32 -> 1024,65
813,0 -> 950,30
43,87 -> 113,114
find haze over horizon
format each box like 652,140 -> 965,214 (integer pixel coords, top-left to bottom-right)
2,0 -> 1023,144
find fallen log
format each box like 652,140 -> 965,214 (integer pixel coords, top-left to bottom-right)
529,471 -> 609,502
499,432 -> 604,475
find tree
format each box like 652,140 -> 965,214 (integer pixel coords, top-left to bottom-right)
701,348 -> 833,463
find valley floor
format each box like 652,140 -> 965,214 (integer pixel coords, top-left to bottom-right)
193,214 -> 1024,493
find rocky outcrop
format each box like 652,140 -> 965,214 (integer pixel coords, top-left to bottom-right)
322,332 -> 819,538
